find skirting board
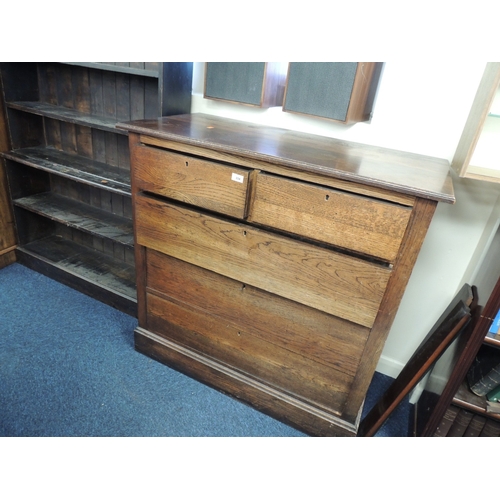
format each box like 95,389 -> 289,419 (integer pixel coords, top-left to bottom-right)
375,354 -> 404,379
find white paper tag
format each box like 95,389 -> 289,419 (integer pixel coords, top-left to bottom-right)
231,173 -> 244,183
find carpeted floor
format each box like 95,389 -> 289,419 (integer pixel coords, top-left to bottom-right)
0,263 -> 411,437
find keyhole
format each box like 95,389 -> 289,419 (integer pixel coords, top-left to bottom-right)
185,161 -> 189,167
325,194 -> 330,201
243,230 -> 247,236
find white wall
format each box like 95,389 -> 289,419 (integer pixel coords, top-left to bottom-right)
190,62 -> 500,377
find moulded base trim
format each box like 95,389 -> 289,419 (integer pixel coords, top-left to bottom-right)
134,326 -> 360,437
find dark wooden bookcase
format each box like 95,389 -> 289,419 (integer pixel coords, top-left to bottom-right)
414,274 -> 500,436
444,294 -> 500,435
0,62 -> 193,316
0,81 -> 16,269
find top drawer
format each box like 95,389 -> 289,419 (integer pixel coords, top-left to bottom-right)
248,173 -> 412,262
131,144 -> 250,219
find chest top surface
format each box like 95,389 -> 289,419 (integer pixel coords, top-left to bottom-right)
118,113 -> 455,204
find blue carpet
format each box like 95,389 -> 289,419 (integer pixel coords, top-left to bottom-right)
0,263 -> 410,437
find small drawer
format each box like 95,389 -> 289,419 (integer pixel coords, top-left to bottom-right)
132,144 -> 250,219
248,173 -> 412,262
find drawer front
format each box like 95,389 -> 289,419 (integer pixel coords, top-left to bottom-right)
147,292 -> 353,413
146,250 -> 370,378
145,251 -> 368,413
132,144 -> 250,219
135,194 -> 391,328
249,173 -> 412,262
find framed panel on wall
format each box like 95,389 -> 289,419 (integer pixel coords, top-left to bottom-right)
204,62 -> 286,108
282,62 -> 383,124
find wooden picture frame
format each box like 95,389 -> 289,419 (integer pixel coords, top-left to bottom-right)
282,62 -> 383,124
204,62 -> 286,108
358,284 -> 476,437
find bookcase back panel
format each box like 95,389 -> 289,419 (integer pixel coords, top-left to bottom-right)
36,63 -> 159,122
43,119 -> 130,171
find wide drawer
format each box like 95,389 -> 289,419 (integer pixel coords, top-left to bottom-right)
135,193 -> 392,328
131,144 -> 250,219
145,252 -> 371,413
248,172 -> 412,262
146,250 -> 370,378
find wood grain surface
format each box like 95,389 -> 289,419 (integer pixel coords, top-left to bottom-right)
146,250 -> 370,377
124,113 -> 455,436
118,113 -> 455,204
249,172 -> 411,262
0,87 -> 16,268
132,143 -> 250,219
136,193 -> 391,328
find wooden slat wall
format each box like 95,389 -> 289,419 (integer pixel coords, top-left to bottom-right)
35,63 -> 149,267
38,63 -> 160,168
50,175 -> 134,265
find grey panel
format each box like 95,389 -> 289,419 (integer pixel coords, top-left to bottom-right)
205,63 -> 266,106
284,63 -> 358,121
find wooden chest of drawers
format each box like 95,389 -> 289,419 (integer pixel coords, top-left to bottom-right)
119,113 -> 454,436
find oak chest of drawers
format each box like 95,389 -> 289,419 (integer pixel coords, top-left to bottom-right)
119,113 -> 455,436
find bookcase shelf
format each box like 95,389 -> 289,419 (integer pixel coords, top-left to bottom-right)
485,332 -> 500,348
6,101 -> 128,135
2,147 -> 131,195
452,381 -> 500,422
13,192 -> 134,246
0,62 -> 193,316
63,62 -> 160,78
18,235 -> 137,313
